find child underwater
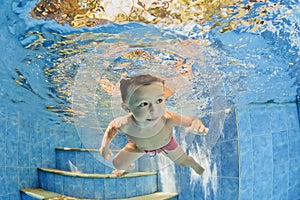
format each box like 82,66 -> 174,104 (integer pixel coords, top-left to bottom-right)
100,74 -> 208,176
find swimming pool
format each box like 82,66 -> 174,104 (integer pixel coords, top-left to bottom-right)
0,0 -> 299,199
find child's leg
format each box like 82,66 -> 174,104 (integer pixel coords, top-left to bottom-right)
163,146 -> 204,175
112,142 -> 145,176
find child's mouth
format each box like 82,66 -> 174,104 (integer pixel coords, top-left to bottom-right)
147,118 -> 157,121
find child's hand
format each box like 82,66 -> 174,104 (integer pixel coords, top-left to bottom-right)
186,119 -> 209,135
99,146 -> 113,160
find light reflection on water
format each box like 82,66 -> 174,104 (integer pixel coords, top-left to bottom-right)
4,0 -> 298,142
9,0 -> 297,125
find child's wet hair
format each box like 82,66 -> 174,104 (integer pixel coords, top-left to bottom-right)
120,74 -> 165,102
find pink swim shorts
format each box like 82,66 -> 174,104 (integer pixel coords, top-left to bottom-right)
144,136 -> 179,154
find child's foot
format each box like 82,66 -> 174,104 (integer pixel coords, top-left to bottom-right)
187,157 -> 204,175
112,169 -> 127,177
112,163 -> 135,177
192,164 -> 205,175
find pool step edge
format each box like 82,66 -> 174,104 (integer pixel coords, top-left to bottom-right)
38,167 -> 157,178
21,188 -> 178,200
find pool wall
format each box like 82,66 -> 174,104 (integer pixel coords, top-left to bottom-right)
1,98 -> 299,199
237,102 -> 300,199
0,107 -> 82,199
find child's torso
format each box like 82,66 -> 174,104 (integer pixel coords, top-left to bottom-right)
120,114 -> 173,151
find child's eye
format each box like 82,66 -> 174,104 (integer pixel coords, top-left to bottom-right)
138,102 -> 148,107
156,98 -> 164,104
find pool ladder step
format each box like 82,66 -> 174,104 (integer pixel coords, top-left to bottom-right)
21,188 -> 178,200
20,147 -> 178,200
37,168 -> 158,199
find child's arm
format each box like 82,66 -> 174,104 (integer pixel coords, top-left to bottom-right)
99,121 -> 118,160
166,111 -> 209,135
99,116 -> 128,160
186,118 -> 209,134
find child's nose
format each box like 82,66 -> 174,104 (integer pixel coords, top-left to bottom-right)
149,103 -> 154,113
149,103 -> 159,114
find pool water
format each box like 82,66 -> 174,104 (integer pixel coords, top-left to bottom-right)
0,0 -> 299,199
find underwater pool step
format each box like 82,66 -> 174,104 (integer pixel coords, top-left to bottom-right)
21,188 -> 178,200
20,188 -> 61,200
117,192 -> 178,200
55,147 -> 121,174
38,168 -> 158,199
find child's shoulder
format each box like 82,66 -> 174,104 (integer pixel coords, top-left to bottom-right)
165,110 -> 179,118
164,111 -> 186,126
110,114 -> 132,129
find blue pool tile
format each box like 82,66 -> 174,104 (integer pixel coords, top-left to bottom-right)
84,152 -> 95,173
18,130 -> 30,167
253,177 -> 273,199
288,128 -> 300,159
237,108 -> 251,137
253,176 -> 272,200
135,176 -> 144,196
94,154 -> 105,174
136,177 -> 145,196
239,135 -> 252,157
76,151 -> 86,172
239,177 -> 253,200
249,105 -> 272,135
46,172 -> 55,192
65,151 -> 76,171
18,168 -> 30,189
6,167 -> 18,194
104,178 -> 117,199
178,168 -> 192,199
220,140 -> 238,177
30,142 -> 42,168
0,168 -> 7,195
0,195 -> 9,200
54,174 -> 63,194
105,163 -> 114,174
192,179 -> 205,200
220,178 -> 238,200
8,193 -> 20,200
211,142 -> 221,176
0,108 -> 7,131
221,108 -> 238,141
0,131 -> 6,167
72,177 -> 83,197
149,175 -> 158,193
286,103 -> 299,128
273,162 -> 289,200
272,131 -> 288,165
116,178 -> 127,198
41,133 -> 51,167
28,168 -> 38,187
38,170 -> 48,190
94,178 -> 105,198
83,179 -> 95,199
288,184 -> 300,200
64,132 -> 83,148
269,105 -> 288,133
252,135 -> 272,163
240,149 -> 253,178
5,137 -> 18,167
126,177 -> 137,197
52,131 -> 65,148
289,157 -> 300,190
63,175 -> 75,196
55,150 -> 65,170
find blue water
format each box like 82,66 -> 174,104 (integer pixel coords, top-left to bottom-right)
0,0 -> 300,199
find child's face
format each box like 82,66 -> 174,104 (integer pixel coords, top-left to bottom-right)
126,82 -> 166,127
